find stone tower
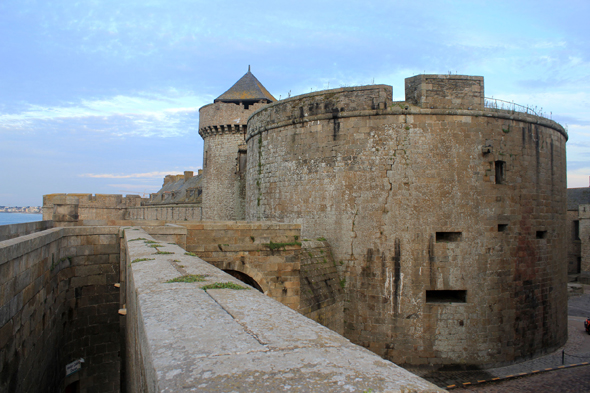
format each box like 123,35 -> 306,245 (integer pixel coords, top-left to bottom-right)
199,67 -> 275,220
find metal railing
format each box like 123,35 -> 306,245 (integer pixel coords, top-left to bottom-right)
484,97 -> 551,120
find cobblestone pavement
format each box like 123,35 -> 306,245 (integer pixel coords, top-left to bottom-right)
458,365 -> 590,392
404,288 -> 590,391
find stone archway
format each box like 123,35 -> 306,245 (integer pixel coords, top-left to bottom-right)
223,269 -> 264,292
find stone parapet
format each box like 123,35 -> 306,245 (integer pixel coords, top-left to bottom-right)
43,193 -> 147,221
122,228 -> 443,392
580,204 -> 590,273
405,74 -> 484,110
0,220 -> 53,242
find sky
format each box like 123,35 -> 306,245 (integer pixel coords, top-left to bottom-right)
0,0 -> 589,207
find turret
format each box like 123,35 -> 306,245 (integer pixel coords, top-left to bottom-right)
199,67 -> 275,220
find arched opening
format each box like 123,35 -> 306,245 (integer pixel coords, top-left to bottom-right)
223,270 -> 263,292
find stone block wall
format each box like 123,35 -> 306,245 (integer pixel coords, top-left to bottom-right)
127,205 -> 202,221
245,78 -> 568,366
0,226 -> 121,393
181,221 -> 302,310
566,210 -> 582,274
0,220 -> 53,242
300,240 -> 344,335
43,194 -> 146,222
199,101 -> 269,222
405,74 -> 484,110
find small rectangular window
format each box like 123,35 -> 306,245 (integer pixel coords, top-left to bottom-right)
498,224 -> 508,232
574,220 -> 580,240
536,231 -> 547,239
426,290 -> 467,303
436,232 -> 462,243
495,160 -> 505,184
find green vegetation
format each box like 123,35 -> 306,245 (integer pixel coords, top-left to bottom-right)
322,257 -> 327,264
250,236 -> 256,242
184,252 -> 197,256
339,278 -> 346,288
148,244 -> 163,248
128,238 -> 147,242
166,274 -> 206,283
144,240 -> 157,244
502,127 -> 510,133
316,237 -> 327,241
132,258 -> 155,263
263,240 -> 302,250
320,250 -> 324,254
156,251 -> 174,255
294,235 -> 299,241
308,252 -> 313,257
201,282 -> 248,290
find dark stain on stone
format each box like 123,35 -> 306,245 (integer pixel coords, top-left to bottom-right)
428,235 -> 435,288
393,238 -> 401,315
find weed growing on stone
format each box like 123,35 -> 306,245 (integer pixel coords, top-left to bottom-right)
316,237 -> 327,241
128,238 -> 146,242
250,236 -> 255,242
132,258 -> 155,263
263,240 -> 302,250
184,252 -> 197,256
308,252 -> 313,257
148,244 -> 163,248
166,275 -> 205,283
320,250 -> 324,254
339,278 -> 346,288
323,257 -> 327,264
144,240 -> 157,244
201,282 -> 248,290
156,251 -> 174,255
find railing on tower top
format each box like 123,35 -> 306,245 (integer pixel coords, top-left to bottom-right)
484,97 -> 551,120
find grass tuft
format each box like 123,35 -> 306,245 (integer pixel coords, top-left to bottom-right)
156,251 -> 174,255
201,282 -> 248,290
166,275 -> 206,283
132,258 -> 155,263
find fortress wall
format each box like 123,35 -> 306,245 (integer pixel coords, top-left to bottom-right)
201,133 -> 246,220
181,221 -> 302,310
0,220 -> 53,242
122,228 -> 443,393
127,205 -> 202,221
0,226 -> 121,393
43,194 -> 146,221
566,210 -> 582,274
245,82 -> 568,366
300,240 -> 344,335
405,74 -> 484,109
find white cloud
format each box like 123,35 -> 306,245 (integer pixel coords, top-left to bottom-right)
0,91 -> 211,137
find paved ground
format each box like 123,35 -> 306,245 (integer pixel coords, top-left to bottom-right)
404,285 -> 590,391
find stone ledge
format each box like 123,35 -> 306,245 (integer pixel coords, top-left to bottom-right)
124,229 -> 444,392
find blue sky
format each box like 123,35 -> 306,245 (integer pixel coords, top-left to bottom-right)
1,0 -> 589,207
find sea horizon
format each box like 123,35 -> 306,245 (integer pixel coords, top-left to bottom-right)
0,212 -> 44,226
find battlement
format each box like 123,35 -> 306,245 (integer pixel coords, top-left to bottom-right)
405,74 -> 484,110
198,101 -> 269,138
43,193 -> 145,208
247,84 -> 393,140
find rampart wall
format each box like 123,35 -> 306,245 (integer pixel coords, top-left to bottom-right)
0,220 -> 53,242
0,225 -> 121,393
245,77 -> 568,366
43,194 -> 146,221
121,228 -> 442,392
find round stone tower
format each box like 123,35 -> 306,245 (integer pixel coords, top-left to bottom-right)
245,75 -> 568,367
199,67 -> 275,220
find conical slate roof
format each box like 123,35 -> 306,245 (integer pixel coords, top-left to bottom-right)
214,67 -> 276,104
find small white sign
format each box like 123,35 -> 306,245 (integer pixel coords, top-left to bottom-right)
65,359 -> 82,376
